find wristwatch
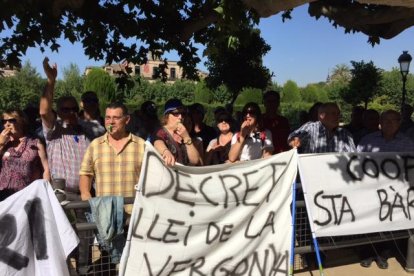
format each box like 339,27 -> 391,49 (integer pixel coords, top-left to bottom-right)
184,138 -> 193,145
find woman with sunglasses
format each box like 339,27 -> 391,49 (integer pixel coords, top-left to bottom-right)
204,111 -> 234,165
228,102 -> 274,162
0,109 -> 50,200
153,98 -> 203,166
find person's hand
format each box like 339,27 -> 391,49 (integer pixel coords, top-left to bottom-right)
0,127 -> 12,146
43,57 -> 57,82
175,122 -> 190,140
289,137 -> 301,148
240,119 -> 254,139
162,149 -> 176,166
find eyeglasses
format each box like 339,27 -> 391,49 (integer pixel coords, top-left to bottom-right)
170,111 -> 186,117
60,107 -> 79,114
2,118 -> 17,124
105,116 -> 125,121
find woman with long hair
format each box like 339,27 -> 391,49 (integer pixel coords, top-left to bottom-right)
228,102 -> 274,162
0,109 -> 50,200
204,111 -> 233,165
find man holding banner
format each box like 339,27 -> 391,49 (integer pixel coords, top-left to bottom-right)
288,102 -> 356,153
357,109 -> 414,269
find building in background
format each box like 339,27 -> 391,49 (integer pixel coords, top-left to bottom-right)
0,65 -> 18,77
85,52 -> 207,83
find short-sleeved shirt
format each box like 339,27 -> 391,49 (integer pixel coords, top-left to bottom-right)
43,120 -> 90,192
79,133 -> 145,199
288,121 -> 356,153
0,137 -> 42,192
231,129 -> 273,161
357,131 -> 414,152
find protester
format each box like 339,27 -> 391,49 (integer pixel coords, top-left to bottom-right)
40,57 -> 91,272
262,90 -> 290,154
343,105 -> 365,140
357,110 -> 414,152
204,111 -> 233,165
288,102 -> 356,153
352,109 -> 380,145
23,103 -> 44,142
79,91 -> 105,140
40,57 -> 90,194
79,102 -> 146,202
228,102 -> 273,162
357,109 -> 414,269
0,109 -> 50,200
189,102 -> 217,151
153,98 -> 202,166
308,102 -> 323,122
128,100 -> 161,142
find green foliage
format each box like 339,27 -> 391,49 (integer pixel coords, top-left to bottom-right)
281,80 -> 301,103
205,26 -> 272,103
379,68 -> 414,107
55,63 -> 84,100
234,87 -> 263,105
280,102 -> 312,129
0,61 -> 43,111
83,68 -> 118,103
194,81 -> 212,104
340,60 -> 383,109
169,80 -> 196,103
211,84 -> 233,104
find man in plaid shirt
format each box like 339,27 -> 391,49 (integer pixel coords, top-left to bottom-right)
288,102 -> 356,153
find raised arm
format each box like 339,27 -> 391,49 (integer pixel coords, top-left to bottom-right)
39,57 -> 57,129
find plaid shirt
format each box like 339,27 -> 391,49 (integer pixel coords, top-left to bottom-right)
357,131 -> 414,152
79,133 -> 145,200
288,121 -> 356,153
43,120 -> 90,192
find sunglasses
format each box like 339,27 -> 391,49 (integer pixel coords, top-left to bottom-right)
82,98 -> 98,104
60,107 -> 79,114
2,118 -> 17,124
170,111 -> 186,117
218,119 -> 231,124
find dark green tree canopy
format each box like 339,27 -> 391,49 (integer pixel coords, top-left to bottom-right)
340,60 -> 383,109
1,0 -> 413,74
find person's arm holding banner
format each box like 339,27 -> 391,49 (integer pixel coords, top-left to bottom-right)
154,139 -> 176,166
288,137 -> 301,148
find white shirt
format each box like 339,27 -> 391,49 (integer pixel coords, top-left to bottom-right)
231,129 -> 273,161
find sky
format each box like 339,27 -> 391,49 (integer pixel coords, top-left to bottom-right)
21,4 -> 414,87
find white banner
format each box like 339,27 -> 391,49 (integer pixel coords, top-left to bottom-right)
120,145 -> 297,276
298,152 -> 414,237
0,180 -> 79,275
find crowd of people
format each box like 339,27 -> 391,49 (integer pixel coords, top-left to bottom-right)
1,57 -> 413,271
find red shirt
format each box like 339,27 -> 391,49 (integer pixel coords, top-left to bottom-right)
263,114 -> 290,154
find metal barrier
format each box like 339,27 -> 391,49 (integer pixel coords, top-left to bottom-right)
63,197 -> 135,276
63,197 -> 412,275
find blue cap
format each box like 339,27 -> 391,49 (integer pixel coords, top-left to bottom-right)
164,98 -> 183,115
